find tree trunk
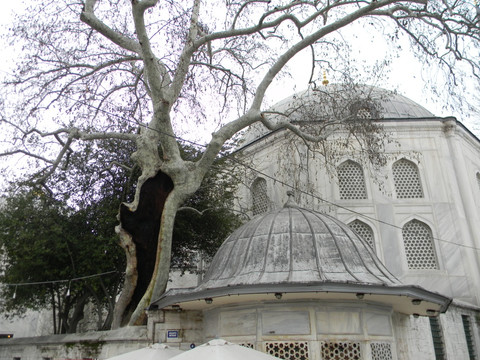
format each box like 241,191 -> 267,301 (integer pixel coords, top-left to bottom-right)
99,278 -> 115,330
51,285 -> 57,334
128,188 -> 184,325
112,170 -> 174,327
68,293 -> 89,333
111,228 -> 137,329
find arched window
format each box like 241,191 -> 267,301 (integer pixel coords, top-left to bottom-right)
402,219 -> 438,270
337,160 -> 367,200
348,220 -> 375,252
251,177 -> 269,216
392,159 -> 423,199
476,172 -> 480,191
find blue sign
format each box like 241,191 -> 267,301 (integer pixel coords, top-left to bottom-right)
167,330 -> 179,339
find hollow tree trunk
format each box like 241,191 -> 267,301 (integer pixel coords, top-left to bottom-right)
129,188 -> 184,325
112,170 -> 174,327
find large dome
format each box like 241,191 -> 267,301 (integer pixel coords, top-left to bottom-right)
240,85 -> 435,146
271,85 -> 434,119
152,198 -> 451,316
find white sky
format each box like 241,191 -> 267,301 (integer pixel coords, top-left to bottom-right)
0,1 -> 478,138
0,2 -> 25,77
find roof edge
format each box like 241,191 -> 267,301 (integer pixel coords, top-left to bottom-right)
150,281 -> 451,315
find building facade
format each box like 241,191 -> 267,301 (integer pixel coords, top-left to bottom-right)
222,86 -> 480,359
2,86 -> 479,360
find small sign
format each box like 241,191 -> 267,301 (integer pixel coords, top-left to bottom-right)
167,330 -> 179,339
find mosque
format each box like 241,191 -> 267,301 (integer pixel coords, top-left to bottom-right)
148,85 -> 480,360
1,85 -> 480,359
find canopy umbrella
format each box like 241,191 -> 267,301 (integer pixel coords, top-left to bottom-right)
106,343 -> 183,360
169,339 -> 282,360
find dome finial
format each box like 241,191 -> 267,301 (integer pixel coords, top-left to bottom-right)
285,190 -> 297,208
322,70 -> 329,86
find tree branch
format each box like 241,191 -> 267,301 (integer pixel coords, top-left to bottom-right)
81,0 -> 143,55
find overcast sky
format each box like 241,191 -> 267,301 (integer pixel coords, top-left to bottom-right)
0,1 -> 478,137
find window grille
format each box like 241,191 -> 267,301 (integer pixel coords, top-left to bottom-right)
239,343 -> 255,349
402,220 -> 438,270
338,160 -> 367,200
265,341 -> 309,360
429,316 -> 446,360
462,315 -> 477,360
370,342 -> 393,360
320,341 -> 361,360
356,108 -> 373,119
251,177 -> 269,215
392,159 -> 423,198
348,220 -> 376,252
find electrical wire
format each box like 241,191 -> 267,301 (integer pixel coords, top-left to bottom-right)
3,270 -> 119,288
4,80 -> 480,254
55,94 -> 480,253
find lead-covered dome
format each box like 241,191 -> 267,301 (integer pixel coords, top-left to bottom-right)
199,201 -> 400,289
152,199 -> 451,316
240,85 -> 435,146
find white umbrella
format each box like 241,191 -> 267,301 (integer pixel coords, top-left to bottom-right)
169,339 -> 282,360
106,343 -> 184,360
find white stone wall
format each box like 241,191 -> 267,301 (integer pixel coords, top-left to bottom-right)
391,304 -> 480,360
199,300 -> 398,360
236,118 -> 480,309
147,309 -> 204,350
144,301 -> 480,360
0,327 -> 149,360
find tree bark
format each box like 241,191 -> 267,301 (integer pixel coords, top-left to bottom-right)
112,170 -> 174,327
128,188 -> 185,325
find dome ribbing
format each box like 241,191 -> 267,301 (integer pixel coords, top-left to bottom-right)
151,203 -> 451,315
198,205 -> 400,290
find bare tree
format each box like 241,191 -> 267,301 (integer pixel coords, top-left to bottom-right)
1,0 -> 479,327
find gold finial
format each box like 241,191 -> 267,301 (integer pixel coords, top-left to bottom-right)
322,70 -> 329,86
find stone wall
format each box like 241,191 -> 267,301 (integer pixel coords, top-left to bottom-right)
393,303 -> 480,360
147,309 -> 204,350
0,326 -> 149,360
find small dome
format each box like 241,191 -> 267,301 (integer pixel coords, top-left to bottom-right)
151,202 -> 451,316
198,205 -> 400,289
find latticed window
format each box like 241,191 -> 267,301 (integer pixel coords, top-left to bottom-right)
371,342 -> 393,360
338,160 -> 367,200
392,159 -> 424,198
348,220 -> 376,252
265,342 -> 309,360
251,177 -> 269,215
429,317 -> 446,360
321,341 -> 361,360
402,220 -> 438,270
462,315 -> 477,360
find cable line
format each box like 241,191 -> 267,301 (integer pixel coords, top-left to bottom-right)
5,89 -> 480,253
3,270 -> 119,287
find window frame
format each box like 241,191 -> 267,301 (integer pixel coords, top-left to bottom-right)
392,158 -> 425,200
337,160 -> 368,201
401,218 -> 439,271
